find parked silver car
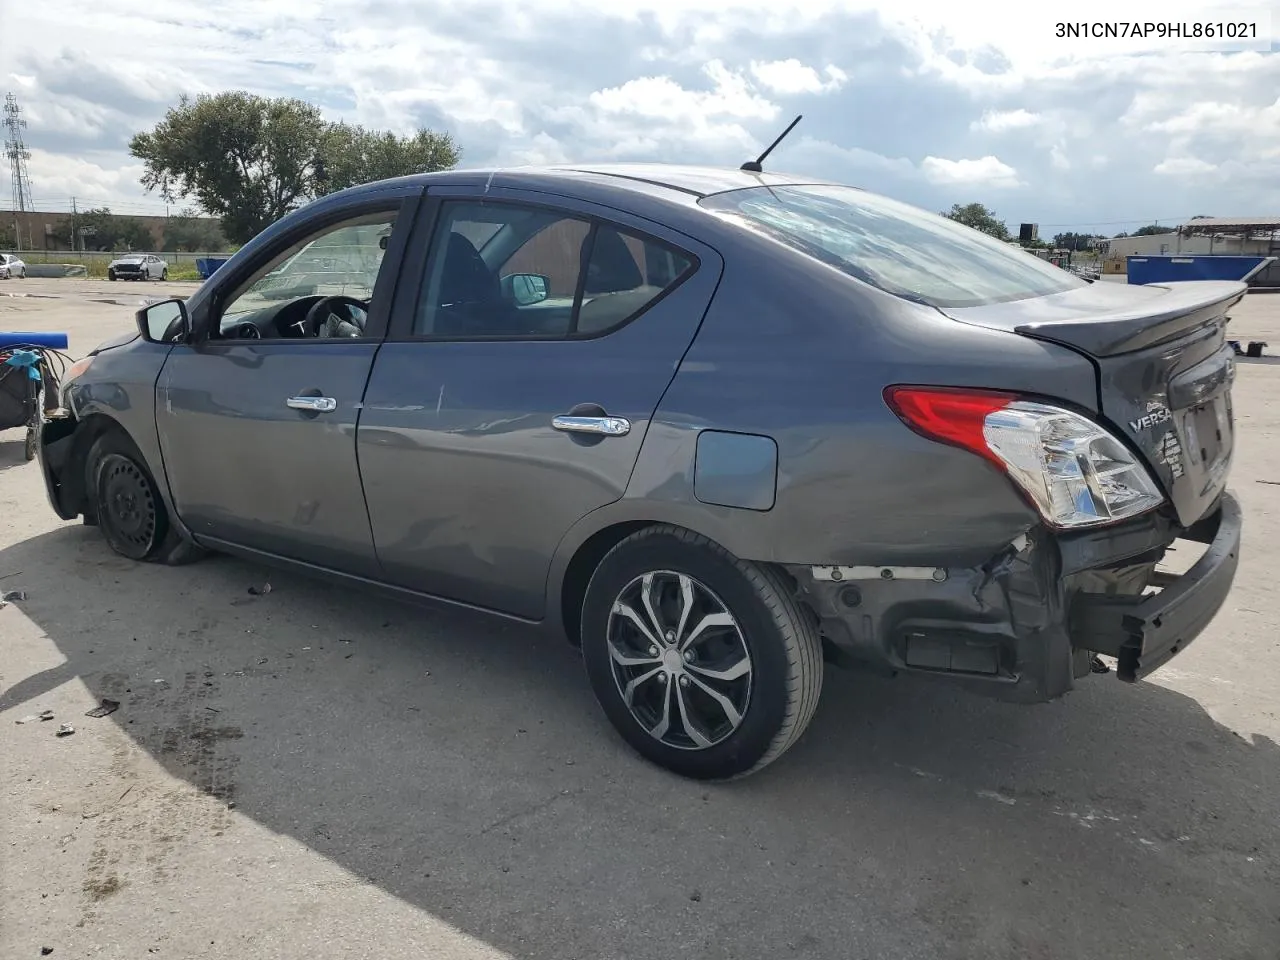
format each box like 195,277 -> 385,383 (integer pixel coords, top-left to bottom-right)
41,164 -> 1243,780
107,254 -> 168,281
0,253 -> 26,279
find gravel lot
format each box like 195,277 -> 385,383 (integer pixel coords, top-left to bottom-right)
2,278 -> 1278,960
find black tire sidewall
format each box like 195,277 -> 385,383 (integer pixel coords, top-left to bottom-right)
582,532 -> 793,780
87,432 -> 170,561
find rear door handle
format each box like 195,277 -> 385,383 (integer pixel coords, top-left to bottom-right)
287,395 -> 337,413
552,415 -> 631,437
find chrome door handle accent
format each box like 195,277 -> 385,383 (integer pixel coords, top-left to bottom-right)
552,415 -> 631,437
287,395 -> 337,413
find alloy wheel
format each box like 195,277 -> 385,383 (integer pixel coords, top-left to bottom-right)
606,570 -> 753,750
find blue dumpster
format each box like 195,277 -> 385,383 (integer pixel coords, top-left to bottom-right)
1126,255 -> 1276,285
195,257 -> 230,280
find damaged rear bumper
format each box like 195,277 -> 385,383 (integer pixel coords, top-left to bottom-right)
787,491 -> 1241,703
1069,491 -> 1241,682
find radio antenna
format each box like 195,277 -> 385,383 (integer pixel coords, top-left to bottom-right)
740,115 -> 802,173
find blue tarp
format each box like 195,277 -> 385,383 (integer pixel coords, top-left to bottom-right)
1126,255 -> 1276,285
3,349 -> 42,381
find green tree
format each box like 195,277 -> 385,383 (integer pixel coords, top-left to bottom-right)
1132,223 -> 1170,236
74,207 -> 154,251
162,207 -> 227,251
131,92 -> 326,243
318,123 -> 459,193
942,202 -> 1011,241
130,91 -> 460,244
1052,231 -> 1103,252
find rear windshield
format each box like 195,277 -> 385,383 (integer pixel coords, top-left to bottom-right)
698,184 -> 1083,309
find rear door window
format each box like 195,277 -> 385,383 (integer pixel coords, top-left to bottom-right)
415,200 -> 695,339
699,184 -> 1083,308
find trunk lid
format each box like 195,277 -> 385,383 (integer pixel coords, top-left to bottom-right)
941,280 -> 1246,527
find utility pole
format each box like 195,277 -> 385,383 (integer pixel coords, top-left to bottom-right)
71,197 -> 79,252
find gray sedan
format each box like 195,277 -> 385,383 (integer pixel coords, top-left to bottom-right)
39,164 -> 1243,780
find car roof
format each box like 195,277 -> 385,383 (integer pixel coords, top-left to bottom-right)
341,162 -> 842,207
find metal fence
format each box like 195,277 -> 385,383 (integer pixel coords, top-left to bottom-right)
7,250 -> 233,268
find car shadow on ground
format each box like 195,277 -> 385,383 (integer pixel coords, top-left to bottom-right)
0,436 -> 33,476
3,525 -> 1278,960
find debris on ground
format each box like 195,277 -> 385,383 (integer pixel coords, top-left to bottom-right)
247,583 -> 272,596
55,723 -> 75,737
1090,655 -> 1112,674
15,708 -> 58,724
41,948 -> 54,956
84,699 -> 120,719
1229,339 -> 1269,358
0,588 -> 26,608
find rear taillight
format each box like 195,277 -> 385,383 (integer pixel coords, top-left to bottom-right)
884,386 -> 1166,528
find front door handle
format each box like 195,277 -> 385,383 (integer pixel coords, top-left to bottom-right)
287,395 -> 337,413
552,415 -> 631,437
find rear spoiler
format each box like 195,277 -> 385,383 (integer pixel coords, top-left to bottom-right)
1014,281 -> 1247,357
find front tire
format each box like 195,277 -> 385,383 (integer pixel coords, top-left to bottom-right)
581,525 -> 823,780
160,268 -> 168,281
107,270 -> 116,281
85,430 -> 206,565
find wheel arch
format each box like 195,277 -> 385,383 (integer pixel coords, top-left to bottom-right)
56,412 -> 188,543
58,412 -> 132,520
548,501 -> 784,646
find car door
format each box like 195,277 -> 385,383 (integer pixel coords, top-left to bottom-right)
357,187 -> 723,618
155,191 -> 420,577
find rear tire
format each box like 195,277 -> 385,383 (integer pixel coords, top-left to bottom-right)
85,430 -> 206,565
581,525 -> 823,780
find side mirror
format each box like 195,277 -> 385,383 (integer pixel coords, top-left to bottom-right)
501,272 -> 550,306
136,298 -> 190,343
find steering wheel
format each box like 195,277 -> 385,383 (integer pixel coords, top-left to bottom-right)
297,296 -> 369,338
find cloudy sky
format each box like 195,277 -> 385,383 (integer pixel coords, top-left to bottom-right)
4,0 -> 1278,236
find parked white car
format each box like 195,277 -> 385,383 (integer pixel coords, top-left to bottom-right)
107,254 -> 168,281
0,253 -> 27,279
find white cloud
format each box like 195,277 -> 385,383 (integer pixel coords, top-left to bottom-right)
1153,157 -> 1218,176
4,0 -> 1279,229
971,109 -> 1040,133
590,61 -> 777,122
921,155 -> 1022,188
749,60 -> 847,95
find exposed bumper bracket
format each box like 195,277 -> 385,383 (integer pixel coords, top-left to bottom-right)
1069,492 -> 1241,683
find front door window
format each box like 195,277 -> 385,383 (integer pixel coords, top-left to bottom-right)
217,213 -> 398,340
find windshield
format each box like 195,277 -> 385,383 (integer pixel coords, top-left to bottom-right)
225,218 -> 393,319
699,184 -> 1083,309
